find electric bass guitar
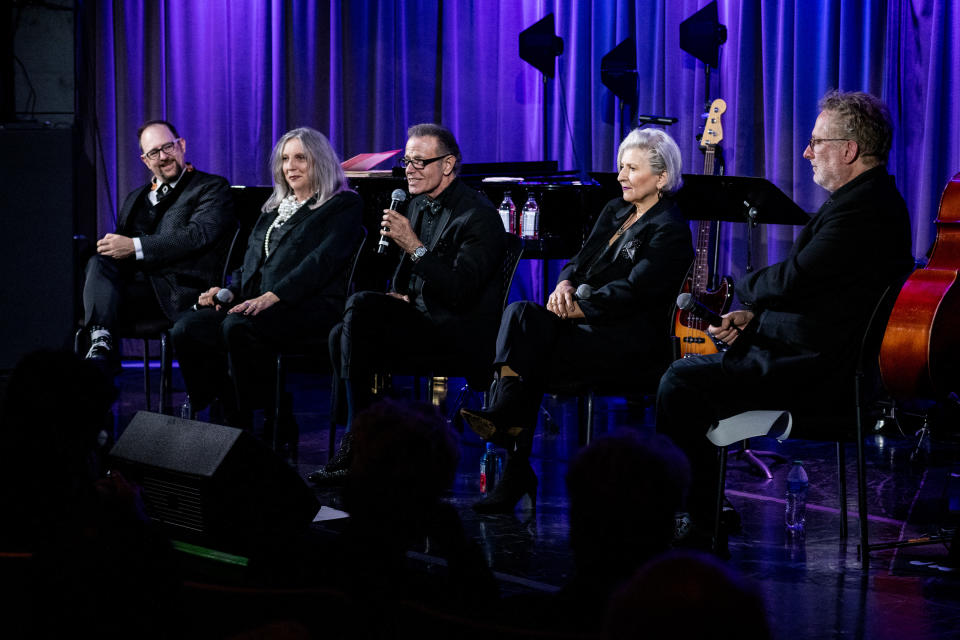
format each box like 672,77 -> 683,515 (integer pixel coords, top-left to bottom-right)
673,99 -> 733,358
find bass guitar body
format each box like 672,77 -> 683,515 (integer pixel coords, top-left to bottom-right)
675,275 -> 733,357
880,171 -> 960,399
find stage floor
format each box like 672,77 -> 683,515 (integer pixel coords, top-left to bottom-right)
108,362 -> 960,640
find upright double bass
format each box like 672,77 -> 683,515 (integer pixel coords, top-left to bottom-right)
879,171 -> 960,399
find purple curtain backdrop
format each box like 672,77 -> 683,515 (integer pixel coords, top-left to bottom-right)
79,0 -> 960,302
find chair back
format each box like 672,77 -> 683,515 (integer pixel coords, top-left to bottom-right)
499,233 -> 524,312
344,227 -> 368,296
858,274 -> 911,377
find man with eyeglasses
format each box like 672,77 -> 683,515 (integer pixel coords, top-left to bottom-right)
82,119 -> 235,366
655,90 -> 915,552
310,123 -> 506,484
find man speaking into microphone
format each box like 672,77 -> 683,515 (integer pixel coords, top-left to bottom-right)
311,123 -> 505,484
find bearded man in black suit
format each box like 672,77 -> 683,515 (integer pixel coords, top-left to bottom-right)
656,91 -> 915,547
82,120 -> 235,364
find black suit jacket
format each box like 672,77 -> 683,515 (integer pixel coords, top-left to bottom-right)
724,166 -> 914,384
557,197 -> 694,354
117,169 -> 235,320
393,179 -> 506,338
235,190 -> 364,320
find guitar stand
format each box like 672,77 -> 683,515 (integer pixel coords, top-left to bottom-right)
730,437 -> 788,480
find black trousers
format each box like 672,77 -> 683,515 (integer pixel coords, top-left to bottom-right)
655,352 -> 823,521
171,301 -> 336,415
82,255 -> 166,329
329,291 -> 483,416
493,301 -> 664,459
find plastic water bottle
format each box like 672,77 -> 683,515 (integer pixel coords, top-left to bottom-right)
785,460 -> 809,531
520,194 -> 540,239
498,193 -> 516,234
480,442 -> 503,495
180,395 -> 193,420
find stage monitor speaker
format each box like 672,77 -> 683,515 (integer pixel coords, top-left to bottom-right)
109,411 -> 321,555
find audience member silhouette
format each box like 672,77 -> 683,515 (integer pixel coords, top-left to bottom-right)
497,430 -> 690,634
604,550 -> 771,640
312,399 -> 498,634
0,350 -> 178,638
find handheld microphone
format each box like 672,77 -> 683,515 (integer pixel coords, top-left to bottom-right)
378,189 -> 408,254
193,288 -> 234,311
676,292 -> 725,327
575,283 -> 593,300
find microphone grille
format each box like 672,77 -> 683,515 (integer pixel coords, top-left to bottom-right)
676,292 -> 693,310
575,283 -> 593,300
390,189 -> 407,203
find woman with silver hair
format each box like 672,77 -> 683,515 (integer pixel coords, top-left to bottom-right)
461,128 -> 693,513
172,127 -> 363,458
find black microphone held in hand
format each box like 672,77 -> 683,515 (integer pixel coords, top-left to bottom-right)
192,288 -> 234,311
377,189 -> 408,254
676,292 -> 725,327
575,283 -> 593,300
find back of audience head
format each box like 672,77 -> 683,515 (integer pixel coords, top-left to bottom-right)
344,399 -> 459,520
604,550 -> 771,640
0,350 -> 115,479
0,350 -> 116,544
566,430 -> 690,581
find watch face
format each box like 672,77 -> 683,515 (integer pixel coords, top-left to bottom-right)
414,246 -> 427,258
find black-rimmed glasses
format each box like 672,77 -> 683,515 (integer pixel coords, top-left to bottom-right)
143,139 -> 182,161
807,137 -> 849,150
399,154 -> 450,170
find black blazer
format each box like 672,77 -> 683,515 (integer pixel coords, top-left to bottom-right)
393,179 -> 506,333
117,169 -> 236,320
558,197 -> 694,346
725,166 -> 914,383
234,190 -> 364,319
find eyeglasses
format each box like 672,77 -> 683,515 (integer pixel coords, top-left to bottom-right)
142,139 -> 182,161
399,154 -> 450,170
807,137 -> 849,150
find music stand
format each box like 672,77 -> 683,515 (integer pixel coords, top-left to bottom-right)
675,174 -> 809,225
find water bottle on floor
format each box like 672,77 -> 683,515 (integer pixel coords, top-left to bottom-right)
480,442 -> 503,495
179,395 -> 193,420
785,460 -> 809,532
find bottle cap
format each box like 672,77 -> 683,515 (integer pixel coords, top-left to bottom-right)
486,442 -> 495,451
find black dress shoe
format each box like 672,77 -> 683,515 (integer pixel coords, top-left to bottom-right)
473,458 -> 538,514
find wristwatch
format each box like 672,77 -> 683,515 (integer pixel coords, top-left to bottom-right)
411,245 -> 428,263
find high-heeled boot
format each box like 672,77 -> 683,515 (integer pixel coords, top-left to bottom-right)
307,431 -> 354,485
460,376 -> 539,446
473,456 -> 538,514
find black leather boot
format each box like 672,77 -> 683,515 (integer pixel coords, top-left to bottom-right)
460,376 -> 537,446
473,456 -> 538,514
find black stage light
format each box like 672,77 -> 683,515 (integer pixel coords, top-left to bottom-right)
519,13 -> 564,78
679,0 -> 728,68
600,37 -> 638,109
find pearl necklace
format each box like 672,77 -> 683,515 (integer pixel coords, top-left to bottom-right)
264,193 -> 310,257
